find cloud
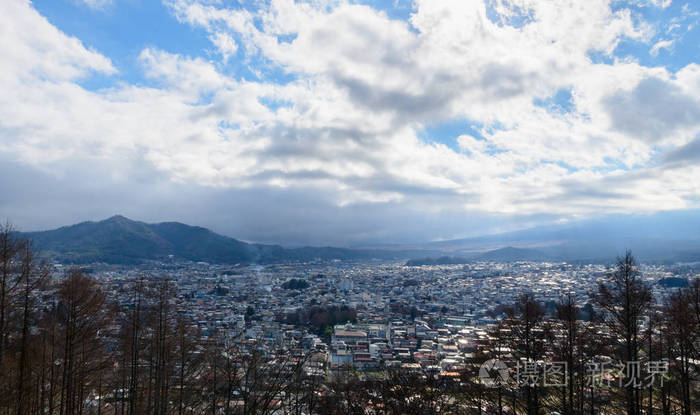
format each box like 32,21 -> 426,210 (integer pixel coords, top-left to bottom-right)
650,39 -> 674,56
209,32 -> 238,63
457,135 -> 488,154
75,0 -> 113,11
604,77 -> 700,143
646,0 -> 672,8
0,0 -> 115,82
662,136 -> 700,164
1,0 -> 700,243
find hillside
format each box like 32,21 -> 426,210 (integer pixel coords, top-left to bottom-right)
404,247 -> 550,265
23,216 -> 427,264
382,210 -> 700,263
473,246 -> 551,262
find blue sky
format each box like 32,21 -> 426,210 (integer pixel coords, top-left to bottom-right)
1,0 -> 699,245
34,0 -> 210,88
32,0 -> 700,88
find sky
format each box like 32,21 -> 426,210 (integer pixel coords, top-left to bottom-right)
0,0 -> 699,246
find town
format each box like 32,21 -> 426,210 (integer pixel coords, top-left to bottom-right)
75,258 -> 695,377
2,219 -> 697,414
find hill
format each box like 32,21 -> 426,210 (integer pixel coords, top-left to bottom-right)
387,210 -> 700,263
23,216 -> 429,265
405,247 -> 550,266
24,216 -> 256,264
405,256 -> 471,266
24,212 -> 700,265
472,246 -> 551,262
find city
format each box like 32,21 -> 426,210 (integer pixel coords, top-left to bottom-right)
1,225 -> 695,413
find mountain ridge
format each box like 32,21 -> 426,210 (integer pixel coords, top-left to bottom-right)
20,213 -> 700,265
22,215 -> 437,264
372,210 -> 700,263
404,246 -> 551,266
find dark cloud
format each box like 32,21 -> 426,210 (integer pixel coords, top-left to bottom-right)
662,136 -> 700,164
332,72 -> 462,123
0,152 -> 526,246
538,168 -> 662,207
478,63 -> 538,99
250,124 -> 381,158
604,77 -> 700,142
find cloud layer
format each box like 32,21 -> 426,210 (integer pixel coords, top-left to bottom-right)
1,0 -> 699,243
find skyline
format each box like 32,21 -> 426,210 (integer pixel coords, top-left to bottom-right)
2,0 -> 700,245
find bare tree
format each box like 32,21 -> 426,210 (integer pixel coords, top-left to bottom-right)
594,251 -> 653,415
15,240 -> 48,415
0,223 -> 22,413
551,293 -> 605,415
175,313 -> 203,415
663,279 -> 699,415
503,293 -> 547,415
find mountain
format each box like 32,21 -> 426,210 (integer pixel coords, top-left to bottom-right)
22,210 -> 700,265
472,246 -> 550,262
23,216 -> 434,265
405,256 -> 471,266
397,210 -> 700,263
24,215 -> 254,264
404,247 -> 550,265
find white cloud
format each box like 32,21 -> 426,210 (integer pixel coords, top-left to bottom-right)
2,0 -> 700,241
209,32 -> 238,63
76,0 -> 113,11
457,135 -> 488,154
650,39 -> 674,56
0,0 -> 115,83
647,0 -> 672,8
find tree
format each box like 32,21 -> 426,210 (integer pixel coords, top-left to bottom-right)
503,293 -> 547,415
0,223 -> 22,412
594,251 -> 653,415
554,294 -> 579,415
484,319 -> 511,415
144,278 -> 177,415
552,293 -> 605,415
56,269 -> 108,415
175,313 -> 203,415
15,240 -> 49,415
318,372 -> 368,415
663,279 -> 699,415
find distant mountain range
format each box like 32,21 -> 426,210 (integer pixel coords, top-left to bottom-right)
19,211 -> 700,265
378,210 -> 700,264
22,215 -> 439,264
405,247 -> 552,266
